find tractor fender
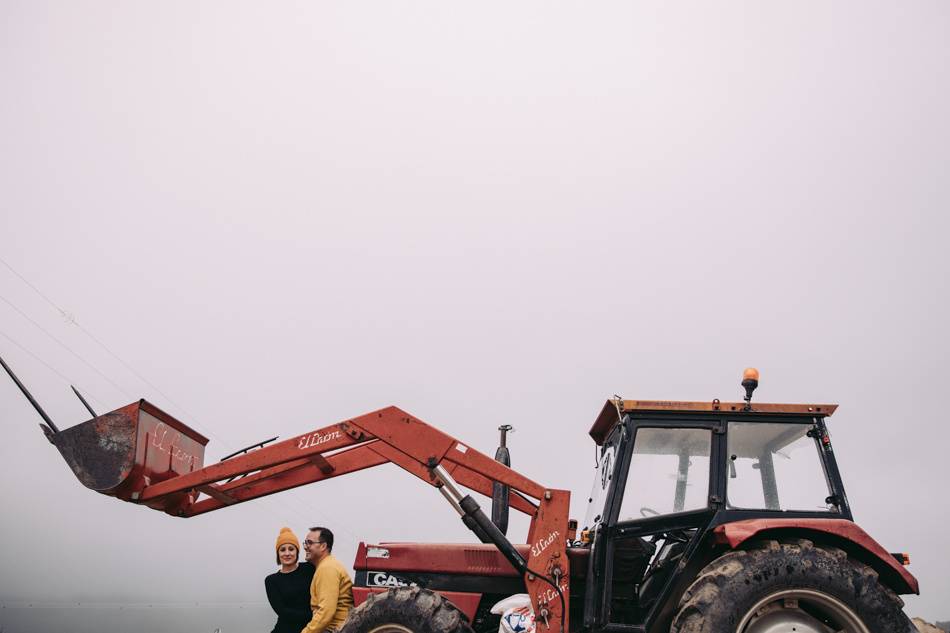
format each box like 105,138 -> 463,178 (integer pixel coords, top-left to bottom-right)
712,518 -> 919,595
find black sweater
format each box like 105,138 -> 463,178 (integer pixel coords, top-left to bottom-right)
265,562 -> 316,633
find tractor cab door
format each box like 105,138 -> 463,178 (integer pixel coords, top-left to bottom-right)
584,417 -> 721,630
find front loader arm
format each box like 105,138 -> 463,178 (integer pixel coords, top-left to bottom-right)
137,406 -> 544,516
29,397 -> 571,632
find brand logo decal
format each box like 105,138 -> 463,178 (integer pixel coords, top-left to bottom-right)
298,430 -> 342,450
151,422 -> 199,469
368,572 -> 416,588
530,530 -> 560,558
598,445 -> 616,491
538,580 -> 569,604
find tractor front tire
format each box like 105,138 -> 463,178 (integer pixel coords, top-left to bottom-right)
670,539 -> 916,633
341,587 -> 475,633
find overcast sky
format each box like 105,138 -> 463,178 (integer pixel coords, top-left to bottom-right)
1,0 -> 948,624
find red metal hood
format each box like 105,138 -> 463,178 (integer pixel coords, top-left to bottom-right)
354,542 -> 589,578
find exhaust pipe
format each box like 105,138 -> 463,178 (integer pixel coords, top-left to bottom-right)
491,424 -> 513,534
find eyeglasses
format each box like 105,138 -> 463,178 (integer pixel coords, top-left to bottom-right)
303,540 -> 326,547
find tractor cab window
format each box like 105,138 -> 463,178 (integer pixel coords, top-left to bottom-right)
583,435 -> 618,531
618,427 -> 711,521
727,422 -> 833,511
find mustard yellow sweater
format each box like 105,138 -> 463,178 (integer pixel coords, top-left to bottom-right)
302,554 -> 354,633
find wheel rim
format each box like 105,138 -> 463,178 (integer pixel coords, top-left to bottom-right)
737,588 -> 871,633
367,625 -> 416,633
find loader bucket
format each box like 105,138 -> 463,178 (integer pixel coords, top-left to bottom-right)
43,399 -> 209,514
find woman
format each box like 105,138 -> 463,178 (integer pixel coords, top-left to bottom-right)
265,527 -> 316,633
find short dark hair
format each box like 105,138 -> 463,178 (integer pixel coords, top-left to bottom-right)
309,526 -> 334,552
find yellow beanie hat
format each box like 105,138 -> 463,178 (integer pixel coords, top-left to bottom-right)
275,526 -> 300,553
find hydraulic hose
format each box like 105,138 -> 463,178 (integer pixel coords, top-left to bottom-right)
430,465 -> 564,633
459,495 -> 565,633
460,495 -> 527,572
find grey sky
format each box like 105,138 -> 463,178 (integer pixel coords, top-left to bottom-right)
1,0 -> 948,623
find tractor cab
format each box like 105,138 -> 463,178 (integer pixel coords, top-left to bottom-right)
579,379 -> 852,631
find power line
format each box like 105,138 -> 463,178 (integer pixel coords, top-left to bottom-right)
0,320 -> 334,529
0,256 -> 361,538
0,256 -> 223,447
0,293 -> 137,400
0,329 -> 108,410
1,254 -> 197,421
0,256 -> 68,317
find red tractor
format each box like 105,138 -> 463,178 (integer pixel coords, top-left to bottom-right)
2,358 -> 919,633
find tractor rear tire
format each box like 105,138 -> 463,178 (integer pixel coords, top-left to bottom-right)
670,539 -> 916,633
340,587 -> 475,633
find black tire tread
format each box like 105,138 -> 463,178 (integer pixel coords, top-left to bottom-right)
670,539 -> 914,633
341,586 -> 474,633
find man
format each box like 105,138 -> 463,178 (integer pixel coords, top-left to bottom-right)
301,526 -> 354,633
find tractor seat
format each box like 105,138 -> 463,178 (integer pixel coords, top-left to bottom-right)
610,537 -> 656,621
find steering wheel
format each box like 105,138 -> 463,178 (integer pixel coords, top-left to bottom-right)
640,506 -> 660,517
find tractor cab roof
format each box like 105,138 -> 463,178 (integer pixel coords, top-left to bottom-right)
590,398 -> 838,445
